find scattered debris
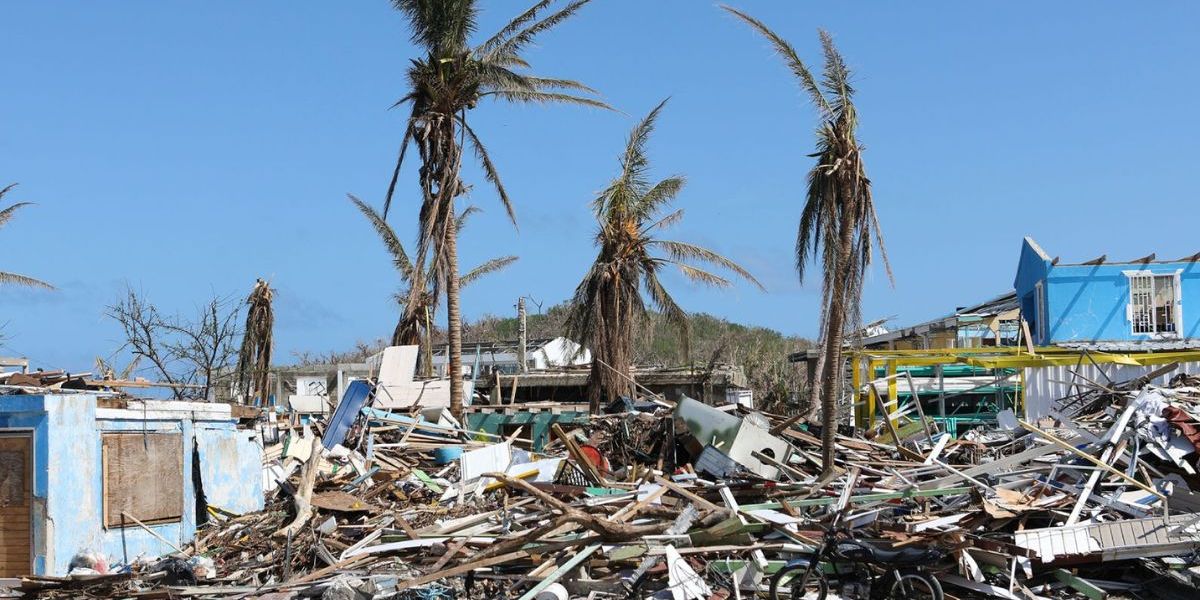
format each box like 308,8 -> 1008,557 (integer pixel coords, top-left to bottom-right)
7,361 -> 1200,599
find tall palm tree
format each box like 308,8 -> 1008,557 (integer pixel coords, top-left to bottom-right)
385,0 -> 606,419
350,195 -> 517,378
0,184 -> 53,289
566,101 -> 764,413
725,7 -> 892,479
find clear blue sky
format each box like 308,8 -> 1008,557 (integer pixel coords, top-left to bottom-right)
3,1 -> 1199,371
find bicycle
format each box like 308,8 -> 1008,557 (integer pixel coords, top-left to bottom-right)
768,519 -> 945,600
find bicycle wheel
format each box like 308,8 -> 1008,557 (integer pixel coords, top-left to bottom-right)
888,572 -> 943,600
768,563 -> 828,600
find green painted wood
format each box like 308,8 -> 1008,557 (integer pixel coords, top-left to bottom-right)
740,486 -> 973,511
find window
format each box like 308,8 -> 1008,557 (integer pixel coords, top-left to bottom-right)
102,433 -> 184,528
1034,282 -> 1046,343
997,319 -> 1020,346
1127,272 -> 1180,336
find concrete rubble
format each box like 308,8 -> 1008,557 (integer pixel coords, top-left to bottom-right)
8,368 -> 1200,598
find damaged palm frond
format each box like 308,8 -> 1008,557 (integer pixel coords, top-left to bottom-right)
384,0 -> 606,420
727,9 -> 891,478
0,183 -> 53,290
461,255 -> 519,287
235,278 -> 274,405
349,194 -> 415,281
351,196 -> 518,373
566,101 -> 762,413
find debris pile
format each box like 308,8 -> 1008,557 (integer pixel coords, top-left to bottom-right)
16,366 -> 1200,599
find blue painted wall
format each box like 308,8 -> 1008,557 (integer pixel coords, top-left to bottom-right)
0,396 -> 51,574
1014,238 -> 1052,343
1014,238 -> 1200,345
0,395 -> 263,575
194,426 -> 264,515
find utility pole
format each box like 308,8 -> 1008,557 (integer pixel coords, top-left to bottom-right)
517,297 -> 528,373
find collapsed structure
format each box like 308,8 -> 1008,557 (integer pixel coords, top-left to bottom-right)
3,360 -> 1200,599
0,371 -> 264,580
3,237 -> 1200,598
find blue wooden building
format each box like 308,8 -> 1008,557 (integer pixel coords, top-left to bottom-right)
1014,237 -> 1200,349
0,394 -> 263,575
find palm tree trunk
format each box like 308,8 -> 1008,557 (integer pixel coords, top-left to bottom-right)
421,306 -> 434,378
819,204 -> 857,479
587,359 -> 603,414
445,206 -> 465,420
817,287 -> 846,478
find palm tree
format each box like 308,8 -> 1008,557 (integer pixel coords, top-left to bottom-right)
235,278 -> 274,405
724,7 -> 892,479
0,184 -> 53,290
385,0 -> 607,419
566,101 -> 764,413
350,195 -> 517,378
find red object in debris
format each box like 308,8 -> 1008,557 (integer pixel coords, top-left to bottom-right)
579,444 -> 611,475
1163,405 -> 1200,452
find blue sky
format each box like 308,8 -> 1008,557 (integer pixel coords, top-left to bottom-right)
3,2 -> 1199,371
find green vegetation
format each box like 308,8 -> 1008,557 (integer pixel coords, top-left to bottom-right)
468,303 -> 812,410
382,0 -> 607,419
561,101 -> 764,412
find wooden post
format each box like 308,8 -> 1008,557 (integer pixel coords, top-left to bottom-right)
517,297 -> 528,374
886,361 -> 898,431
851,353 -> 862,429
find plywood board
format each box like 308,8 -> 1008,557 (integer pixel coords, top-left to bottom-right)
102,433 -> 183,527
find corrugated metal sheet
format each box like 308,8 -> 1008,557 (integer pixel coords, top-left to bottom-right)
1015,513 -> 1200,563
1024,361 -> 1200,419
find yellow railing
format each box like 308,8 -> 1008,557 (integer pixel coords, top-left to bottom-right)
847,346 -> 1200,429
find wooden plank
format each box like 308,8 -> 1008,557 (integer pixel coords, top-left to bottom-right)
920,442 -> 1058,490
740,486 -> 973,511
1052,569 -> 1108,600
1018,420 -> 1164,500
515,545 -> 600,600
0,435 -> 30,577
552,424 -> 603,485
653,476 -> 723,513
394,551 -> 530,592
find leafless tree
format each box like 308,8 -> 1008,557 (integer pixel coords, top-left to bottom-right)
106,287 -> 240,401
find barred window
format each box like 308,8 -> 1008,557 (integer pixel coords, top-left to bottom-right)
1128,273 -> 1178,335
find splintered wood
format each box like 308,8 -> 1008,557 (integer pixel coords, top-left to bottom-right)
29,370 -> 1200,599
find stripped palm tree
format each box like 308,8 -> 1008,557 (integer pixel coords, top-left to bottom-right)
0,184 -> 53,289
566,101 -> 764,413
235,279 -> 274,405
350,195 -> 517,378
725,7 -> 892,479
385,0 -> 607,419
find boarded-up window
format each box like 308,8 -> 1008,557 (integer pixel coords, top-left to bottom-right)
102,433 -> 183,528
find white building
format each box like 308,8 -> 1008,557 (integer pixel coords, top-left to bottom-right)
430,337 -> 590,379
